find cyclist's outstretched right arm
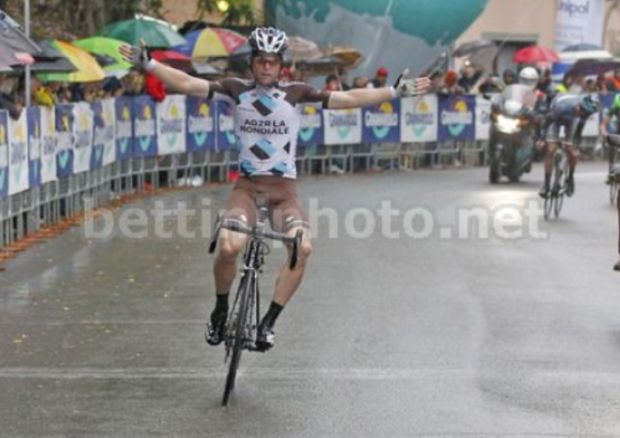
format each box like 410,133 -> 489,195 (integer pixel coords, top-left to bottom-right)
119,43 -> 210,98
146,60 -> 210,97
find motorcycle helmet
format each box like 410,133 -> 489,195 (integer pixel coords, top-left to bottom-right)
518,67 -> 539,88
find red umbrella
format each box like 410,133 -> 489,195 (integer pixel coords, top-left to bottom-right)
151,49 -> 192,71
513,45 -> 559,63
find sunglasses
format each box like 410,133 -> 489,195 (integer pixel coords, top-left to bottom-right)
254,56 -> 282,68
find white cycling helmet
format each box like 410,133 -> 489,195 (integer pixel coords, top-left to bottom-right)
518,66 -> 539,88
249,27 -> 288,57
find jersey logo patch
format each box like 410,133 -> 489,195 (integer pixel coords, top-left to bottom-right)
250,138 -> 277,160
253,94 -> 277,116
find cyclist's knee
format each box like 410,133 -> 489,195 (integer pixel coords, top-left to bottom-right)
298,240 -> 312,264
218,231 -> 246,261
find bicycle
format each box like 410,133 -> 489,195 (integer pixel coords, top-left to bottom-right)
208,203 -> 302,406
543,140 -> 571,221
605,134 -> 620,205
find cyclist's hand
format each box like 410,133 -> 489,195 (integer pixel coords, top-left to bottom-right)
120,39 -> 152,71
393,69 -> 431,98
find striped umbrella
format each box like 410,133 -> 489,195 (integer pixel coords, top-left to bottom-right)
172,27 -> 247,59
37,40 -> 105,83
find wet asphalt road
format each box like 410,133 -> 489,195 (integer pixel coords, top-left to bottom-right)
1,162 -> 619,437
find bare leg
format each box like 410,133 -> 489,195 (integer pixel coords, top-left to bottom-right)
213,229 -> 248,296
272,227 -> 312,306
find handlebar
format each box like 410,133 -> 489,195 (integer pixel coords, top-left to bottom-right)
208,216 -> 303,270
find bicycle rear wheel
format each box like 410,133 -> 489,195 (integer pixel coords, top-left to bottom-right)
222,273 -> 254,406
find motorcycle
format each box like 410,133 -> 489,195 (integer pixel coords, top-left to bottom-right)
488,84 -> 536,183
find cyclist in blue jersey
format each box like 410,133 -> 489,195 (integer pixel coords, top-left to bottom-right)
122,28 -> 430,350
539,93 -> 600,198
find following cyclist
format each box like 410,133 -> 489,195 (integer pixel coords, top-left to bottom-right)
121,28 -> 430,351
538,93 -> 600,198
598,93 -> 620,185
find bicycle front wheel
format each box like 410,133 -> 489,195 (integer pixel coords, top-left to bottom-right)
222,273 -> 254,406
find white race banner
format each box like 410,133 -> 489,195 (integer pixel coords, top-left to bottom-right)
8,112 -> 29,195
475,95 -> 494,141
73,102 -> 94,174
98,98 -> 117,166
554,0 -> 604,51
157,95 -> 187,155
323,108 -> 362,145
40,106 -> 57,184
400,94 -> 438,143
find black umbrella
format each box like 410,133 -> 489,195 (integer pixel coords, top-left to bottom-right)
562,43 -> 602,52
453,39 -> 496,57
0,9 -> 41,54
568,58 -> 620,76
26,39 -> 78,73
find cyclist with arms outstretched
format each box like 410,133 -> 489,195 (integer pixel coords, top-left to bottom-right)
122,28 -> 430,350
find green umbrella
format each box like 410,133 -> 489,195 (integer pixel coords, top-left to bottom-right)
73,36 -> 132,77
98,15 -> 185,48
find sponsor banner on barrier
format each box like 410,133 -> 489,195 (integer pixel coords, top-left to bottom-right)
56,104 -> 74,178
362,99 -> 400,143
298,103 -> 324,147
0,111 -> 8,199
115,97 -> 134,161
186,96 -> 215,152
157,95 -> 187,156
475,95 -> 493,141
438,95 -> 476,141
8,111 -> 30,195
97,99 -> 117,166
215,99 -> 238,150
323,108 -> 362,145
400,94 -> 438,143
73,102 -> 94,173
27,106 -> 41,189
133,96 -> 157,157
40,106 -> 57,184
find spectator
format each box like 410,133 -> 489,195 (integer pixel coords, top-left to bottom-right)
145,72 -> 166,102
607,67 -> 620,92
352,76 -> 369,89
324,74 -> 343,91
370,67 -> 389,88
437,70 -> 464,96
536,68 -> 552,95
101,76 -> 124,98
554,72 -> 574,95
457,60 -> 483,93
30,77 -> 55,107
478,74 -> 502,94
0,74 -> 23,120
502,69 -> 517,87
584,77 -> 598,93
597,73 -> 609,94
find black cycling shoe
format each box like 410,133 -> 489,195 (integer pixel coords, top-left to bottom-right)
255,322 -> 275,352
538,185 -> 550,199
614,259 -> 620,272
566,176 -> 575,197
205,308 -> 228,346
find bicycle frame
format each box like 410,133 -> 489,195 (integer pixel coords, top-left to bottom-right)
208,205 -> 302,406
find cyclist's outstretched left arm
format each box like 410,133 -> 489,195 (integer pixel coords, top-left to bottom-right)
327,71 -> 430,109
